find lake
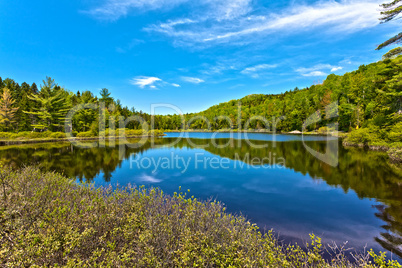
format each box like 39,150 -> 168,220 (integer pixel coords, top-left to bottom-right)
1,132 -> 401,260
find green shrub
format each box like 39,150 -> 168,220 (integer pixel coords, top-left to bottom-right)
126,129 -> 146,136
317,127 -> 328,134
0,132 -> 13,139
76,131 -> 93,138
26,131 -> 53,139
345,127 -> 381,145
388,122 -> 402,142
49,132 -> 66,139
0,166 -> 398,267
148,129 -> 164,136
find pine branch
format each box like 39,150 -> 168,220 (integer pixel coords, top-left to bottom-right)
377,32 -> 402,50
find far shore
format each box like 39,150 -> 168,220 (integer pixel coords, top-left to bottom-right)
164,129 -> 336,136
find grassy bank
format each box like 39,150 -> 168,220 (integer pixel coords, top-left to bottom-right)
0,166 -> 400,267
0,129 -> 165,146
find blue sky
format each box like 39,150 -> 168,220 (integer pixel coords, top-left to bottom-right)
0,0 -> 398,114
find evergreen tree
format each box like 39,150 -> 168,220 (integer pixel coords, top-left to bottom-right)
15,82 -> 32,131
25,77 -> 71,131
100,88 -> 113,107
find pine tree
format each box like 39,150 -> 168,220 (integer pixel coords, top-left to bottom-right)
100,88 -> 113,107
25,77 -> 71,131
16,82 -> 32,131
0,87 -> 19,131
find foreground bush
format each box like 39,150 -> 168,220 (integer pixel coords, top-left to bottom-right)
0,167 -> 400,267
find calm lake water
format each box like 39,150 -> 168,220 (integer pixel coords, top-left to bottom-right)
1,132 -> 401,259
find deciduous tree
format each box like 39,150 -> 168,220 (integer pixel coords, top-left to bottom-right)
0,87 -> 19,131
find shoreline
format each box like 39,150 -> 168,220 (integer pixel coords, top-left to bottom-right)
164,129 -> 332,136
1,131 -> 400,164
342,141 -> 402,164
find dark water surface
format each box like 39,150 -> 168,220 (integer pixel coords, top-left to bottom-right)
1,132 -> 401,259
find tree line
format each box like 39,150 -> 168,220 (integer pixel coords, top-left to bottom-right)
0,55 -> 401,141
0,77 -> 158,135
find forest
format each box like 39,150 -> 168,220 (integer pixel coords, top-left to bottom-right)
0,55 -> 401,146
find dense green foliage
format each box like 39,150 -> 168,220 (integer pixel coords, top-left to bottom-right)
0,166 -> 400,267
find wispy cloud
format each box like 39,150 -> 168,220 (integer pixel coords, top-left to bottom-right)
241,64 -> 277,78
85,0 -> 188,20
130,76 -> 162,89
87,0 -> 381,48
181,76 -> 205,84
144,0 -> 381,47
296,64 -> 343,77
116,38 -> 144,53
86,0 -> 251,21
171,83 -> 181,87
201,62 -> 237,75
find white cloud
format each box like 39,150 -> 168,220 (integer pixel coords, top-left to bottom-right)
241,64 -> 277,77
296,64 -> 342,77
331,66 -> 343,72
144,0 -> 381,46
130,76 -> 162,89
130,76 -> 181,89
181,76 -> 205,84
137,174 -> 161,183
302,71 -> 327,77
